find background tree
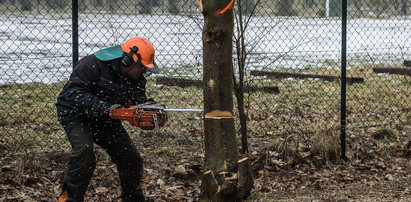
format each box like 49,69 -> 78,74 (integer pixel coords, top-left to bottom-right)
276,0 -> 297,16
20,0 -> 33,11
232,0 -> 261,155
239,0 -> 255,16
200,0 -> 253,201
329,0 -> 342,17
92,0 -> 103,7
137,0 -> 161,14
109,0 -> 120,13
168,0 -> 180,14
401,0 -> 408,15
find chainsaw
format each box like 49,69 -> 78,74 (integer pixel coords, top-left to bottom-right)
109,102 -> 202,130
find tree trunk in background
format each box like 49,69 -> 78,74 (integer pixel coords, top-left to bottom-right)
276,0 -> 296,16
317,0 -> 327,17
239,0 -> 255,16
79,0 -> 87,11
306,0 -> 314,8
168,0 -> 180,14
200,0 -> 253,201
329,0 -> 342,17
46,0 -> 67,9
401,0 -> 407,15
234,0 -> 254,155
109,0 -> 120,12
20,0 -> 33,11
93,0 -> 103,7
138,0 -> 160,14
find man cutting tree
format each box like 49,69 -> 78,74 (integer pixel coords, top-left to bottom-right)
56,37 -> 159,202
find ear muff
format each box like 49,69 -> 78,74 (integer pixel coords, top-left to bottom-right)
121,46 -> 139,68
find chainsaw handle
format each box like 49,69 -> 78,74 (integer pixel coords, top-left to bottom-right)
109,106 -> 137,120
108,105 -> 167,130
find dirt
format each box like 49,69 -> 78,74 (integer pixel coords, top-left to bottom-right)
252,178 -> 411,201
1,130 -> 410,201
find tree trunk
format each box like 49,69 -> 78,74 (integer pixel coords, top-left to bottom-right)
200,0 -> 252,201
93,0 -> 103,8
239,0 -> 255,16
20,0 -> 33,11
234,0 -> 250,155
306,0 -> 314,8
329,0 -> 342,17
109,0 -> 120,13
401,0 -> 407,15
276,0 -> 296,16
168,0 -> 180,14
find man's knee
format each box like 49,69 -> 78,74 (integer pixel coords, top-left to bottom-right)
116,149 -> 143,168
114,148 -> 144,178
129,152 -> 144,169
69,144 -> 96,174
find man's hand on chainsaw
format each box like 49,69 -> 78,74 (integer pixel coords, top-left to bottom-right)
108,104 -> 123,117
108,104 -> 123,111
108,102 -> 167,130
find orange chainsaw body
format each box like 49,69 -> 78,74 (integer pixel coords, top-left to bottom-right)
109,103 -> 167,130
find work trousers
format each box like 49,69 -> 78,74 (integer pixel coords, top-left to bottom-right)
59,119 -> 144,202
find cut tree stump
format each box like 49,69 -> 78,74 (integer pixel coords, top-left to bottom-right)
156,77 -> 280,94
237,157 -> 253,198
250,70 -> 364,84
373,67 -> 411,76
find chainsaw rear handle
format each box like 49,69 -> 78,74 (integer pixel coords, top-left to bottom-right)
109,106 -> 138,121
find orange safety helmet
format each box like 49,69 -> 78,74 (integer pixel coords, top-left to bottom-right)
94,37 -> 159,73
121,37 -> 159,73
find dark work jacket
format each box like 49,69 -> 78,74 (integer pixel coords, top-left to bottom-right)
56,54 -> 147,123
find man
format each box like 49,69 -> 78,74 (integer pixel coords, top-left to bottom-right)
56,37 -> 159,202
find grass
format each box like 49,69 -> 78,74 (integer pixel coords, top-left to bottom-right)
154,146 -> 181,157
0,63 -> 410,159
0,82 -> 66,155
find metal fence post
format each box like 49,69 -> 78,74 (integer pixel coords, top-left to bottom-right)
72,0 -> 79,68
340,0 -> 347,159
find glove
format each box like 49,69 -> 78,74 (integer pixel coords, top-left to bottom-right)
108,104 -> 123,112
108,104 -> 124,119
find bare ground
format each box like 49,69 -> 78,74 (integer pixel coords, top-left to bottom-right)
1,129 -> 410,201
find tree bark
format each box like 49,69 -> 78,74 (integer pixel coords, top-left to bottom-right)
200,0 -> 252,201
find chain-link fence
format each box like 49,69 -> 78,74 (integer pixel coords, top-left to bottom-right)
0,0 -> 410,156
